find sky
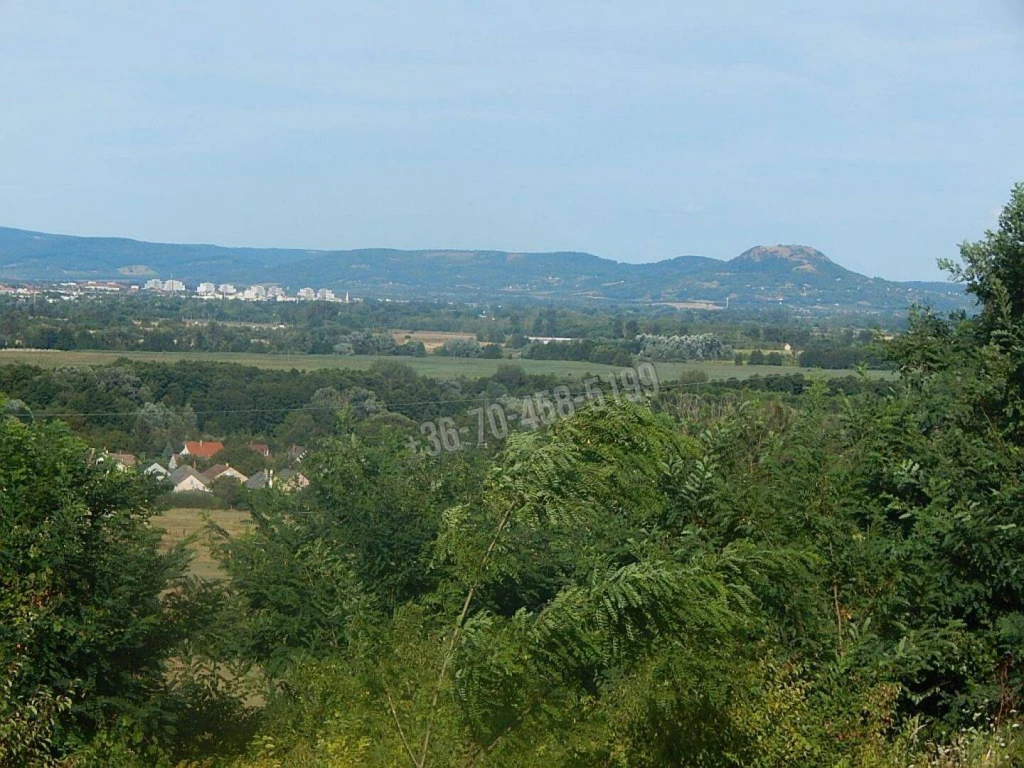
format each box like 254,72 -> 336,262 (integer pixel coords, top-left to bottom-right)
1,1 -> 1022,281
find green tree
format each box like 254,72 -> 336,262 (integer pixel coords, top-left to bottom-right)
941,183 -> 1024,328
0,417 -> 191,759
938,183 -> 1024,435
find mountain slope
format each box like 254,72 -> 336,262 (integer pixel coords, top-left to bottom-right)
0,226 -> 966,312
0,227 -> 307,281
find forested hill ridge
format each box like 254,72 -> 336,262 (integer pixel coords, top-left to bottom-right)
0,225 -> 966,312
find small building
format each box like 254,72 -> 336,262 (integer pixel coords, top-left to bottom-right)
278,469 -> 310,491
247,442 -> 271,458
108,452 -> 137,471
168,466 -> 211,493
92,450 -> 137,471
244,468 -> 309,492
245,469 -> 271,490
144,462 -> 169,479
203,464 -> 248,484
180,440 -> 224,461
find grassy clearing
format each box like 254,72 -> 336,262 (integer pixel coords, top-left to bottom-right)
390,329 -> 477,352
155,507 -> 251,580
0,348 -> 891,382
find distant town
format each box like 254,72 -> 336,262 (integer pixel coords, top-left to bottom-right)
0,278 -> 357,303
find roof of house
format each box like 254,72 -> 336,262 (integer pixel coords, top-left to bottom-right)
244,468 -> 308,491
203,463 -> 228,479
245,469 -> 270,490
110,451 -> 137,467
183,440 -> 224,459
203,464 -> 248,482
247,442 -> 271,453
169,466 -> 209,487
278,469 -> 310,489
144,462 -> 168,475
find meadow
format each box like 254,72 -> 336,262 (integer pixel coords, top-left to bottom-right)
0,348 -> 891,382
155,507 -> 251,580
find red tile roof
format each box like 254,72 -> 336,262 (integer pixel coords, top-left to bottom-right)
183,440 -> 224,459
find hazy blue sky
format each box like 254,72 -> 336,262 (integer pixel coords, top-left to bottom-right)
2,1 -> 1022,280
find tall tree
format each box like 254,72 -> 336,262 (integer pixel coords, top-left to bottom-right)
0,416 -> 190,761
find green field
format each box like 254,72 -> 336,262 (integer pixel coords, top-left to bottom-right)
0,348 -> 891,382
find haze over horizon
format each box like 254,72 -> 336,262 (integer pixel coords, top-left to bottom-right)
2,1 -> 1022,282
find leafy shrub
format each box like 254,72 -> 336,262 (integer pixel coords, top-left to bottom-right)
637,333 -> 729,361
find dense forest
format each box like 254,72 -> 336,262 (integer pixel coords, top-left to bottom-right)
1,186 -> 1023,766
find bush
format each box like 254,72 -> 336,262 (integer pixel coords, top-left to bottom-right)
397,340 -> 427,357
332,331 -> 398,356
438,338 -> 484,357
637,333 -> 729,361
481,343 -> 504,359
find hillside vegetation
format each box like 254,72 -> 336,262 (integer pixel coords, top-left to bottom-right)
1,185 -> 1022,767
0,226 -> 966,311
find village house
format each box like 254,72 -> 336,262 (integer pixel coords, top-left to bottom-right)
168,466 -> 211,493
90,450 -> 138,471
108,452 -> 137,471
245,468 -> 308,492
143,462 -> 169,479
278,468 -> 309,491
202,464 -> 248,484
180,440 -> 224,460
245,470 -> 271,490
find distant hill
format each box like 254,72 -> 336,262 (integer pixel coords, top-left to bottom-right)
0,226 -> 967,312
0,227 -> 306,283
